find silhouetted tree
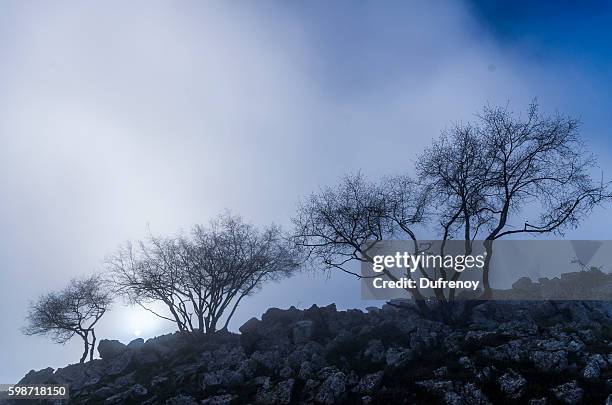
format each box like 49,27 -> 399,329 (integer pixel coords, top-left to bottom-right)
23,275 -> 112,363
293,102 -> 611,317
108,213 -> 299,334
419,102 -> 612,300
292,173 -> 433,314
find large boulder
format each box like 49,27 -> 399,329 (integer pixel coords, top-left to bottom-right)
498,369 -> 527,399
104,350 -> 134,376
551,380 -> 584,404
315,371 -> 346,404
239,317 -> 262,335
98,339 -> 127,359
353,371 -> 384,395
18,367 -> 56,384
54,362 -> 104,390
127,338 -> 144,349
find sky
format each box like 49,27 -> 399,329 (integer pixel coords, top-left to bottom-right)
1,0 -> 612,382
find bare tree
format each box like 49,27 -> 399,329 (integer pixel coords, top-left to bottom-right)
419,102 -> 612,299
293,102 -> 611,317
106,237 -> 194,332
416,121 -> 496,301
108,213 -> 299,334
23,275 -> 112,363
292,173 -> 433,314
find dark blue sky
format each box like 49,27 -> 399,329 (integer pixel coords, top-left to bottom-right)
470,0 -> 612,66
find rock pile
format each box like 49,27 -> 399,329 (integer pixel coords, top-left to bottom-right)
493,268 -> 612,300
10,299 -> 612,404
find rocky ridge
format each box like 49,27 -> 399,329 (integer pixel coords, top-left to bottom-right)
9,298 -> 612,404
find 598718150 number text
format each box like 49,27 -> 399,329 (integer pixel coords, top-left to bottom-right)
0,384 -> 69,400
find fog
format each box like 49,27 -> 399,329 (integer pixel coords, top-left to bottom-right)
1,0 -> 611,382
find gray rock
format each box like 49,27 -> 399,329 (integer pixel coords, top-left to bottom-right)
256,379 -> 294,404
98,339 -> 127,359
415,380 -> 455,399
458,356 -> 475,371
275,379 -> 295,404
165,394 -> 200,405
433,366 -> 448,377
583,359 -> 601,380
527,398 -> 547,405
142,337 -> 174,358
55,362 -> 102,390
530,350 -> 568,372
298,361 -> 315,380
498,369 -> 527,399
262,306 -> 302,325
346,370 -> 359,387
293,320 -> 315,344
457,382 -> 490,404
578,329 -> 595,343
417,380 -> 490,404
105,350 -> 134,376
287,348 -> 310,369
315,372 -> 346,404
251,375 -> 271,388
385,347 -> 413,368
104,391 -> 130,404
173,363 -> 200,385
480,340 -> 525,363
201,369 -> 243,389
300,378 -> 320,403
566,339 -> 585,352
202,394 -> 236,405
279,364 -> 293,379
513,277 -> 537,291
130,384 -> 148,398
353,371 -> 384,395
364,339 -> 385,363
93,386 -> 116,399
591,353 -> 608,368
536,339 -> 566,351
114,371 -> 136,387
499,319 -> 538,337
151,375 -> 169,388
361,395 -> 373,404
135,350 -> 160,366
127,338 -> 144,349
551,380 -> 583,404
317,366 -> 342,380
502,340 -> 525,362
18,367 -> 56,384
251,350 -> 283,371
605,394 -> 612,405
479,366 -> 494,382
464,330 -> 500,347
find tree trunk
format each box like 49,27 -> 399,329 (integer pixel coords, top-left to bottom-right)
198,313 -> 204,333
79,332 -> 89,364
89,329 -> 96,361
207,317 -> 218,335
480,240 -> 494,299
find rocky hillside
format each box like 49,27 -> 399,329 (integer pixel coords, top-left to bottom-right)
9,298 -> 612,405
